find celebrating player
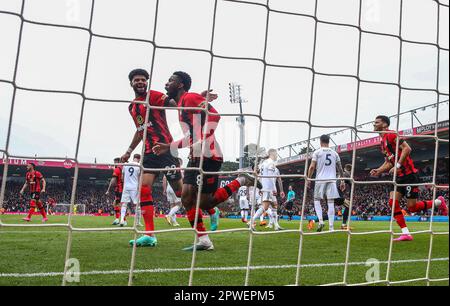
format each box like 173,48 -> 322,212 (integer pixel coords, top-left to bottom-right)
370,115 -> 447,242
307,135 -> 345,232
106,157 -> 123,225
20,163 -> 48,222
119,154 -> 143,227
250,149 -> 285,231
153,71 -> 261,251
122,69 -> 219,247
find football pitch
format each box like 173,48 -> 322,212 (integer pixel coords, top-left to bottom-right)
0,215 -> 448,286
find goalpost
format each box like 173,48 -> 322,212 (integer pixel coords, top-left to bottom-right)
0,0 -> 448,287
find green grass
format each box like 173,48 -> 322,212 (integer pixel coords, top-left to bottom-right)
0,215 -> 448,286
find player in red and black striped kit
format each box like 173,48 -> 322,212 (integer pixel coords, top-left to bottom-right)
20,163 -> 48,222
106,158 -> 124,225
47,197 -> 57,215
121,69 -> 220,248
370,115 -> 447,242
154,71 -> 261,251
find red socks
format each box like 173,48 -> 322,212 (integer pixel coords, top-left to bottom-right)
37,201 -> 47,218
140,185 -> 154,236
409,200 -> 433,213
27,200 -> 36,219
187,207 -> 207,237
213,180 -> 241,204
142,205 -> 155,236
389,199 -> 407,229
114,206 -> 120,219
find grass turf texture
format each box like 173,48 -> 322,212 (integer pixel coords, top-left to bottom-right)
0,215 -> 448,286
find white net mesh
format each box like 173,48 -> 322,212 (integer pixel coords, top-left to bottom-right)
0,0 -> 448,286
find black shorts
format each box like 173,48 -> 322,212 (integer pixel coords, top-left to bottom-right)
30,192 -> 40,201
285,200 -> 294,210
143,152 -> 182,182
394,173 -> 420,199
334,197 -> 345,206
114,191 -> 122,203
184,158 -> 223,194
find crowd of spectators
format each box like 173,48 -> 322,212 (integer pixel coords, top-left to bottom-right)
1,170 -> 448,218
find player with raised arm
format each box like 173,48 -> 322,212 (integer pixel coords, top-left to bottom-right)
106,157 -> 123,225
20,163 -> 48,222
119,154 -> 143,227
153,71 -> 261,251
122,69 -> 218,247
371,115 -> 446,242
307,135 -> 345,232
250,149 -> 285,231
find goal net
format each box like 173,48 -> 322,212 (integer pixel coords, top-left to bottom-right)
0,0 -> 448,287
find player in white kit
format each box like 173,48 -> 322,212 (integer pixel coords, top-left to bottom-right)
307,135 -> 345,232
238,186 -> 250,223
250,149 -> 285,231
120,154 -> 143,227
164,174 -> 182,227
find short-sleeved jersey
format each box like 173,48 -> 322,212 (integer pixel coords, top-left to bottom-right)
238,186 -> 248,200
26,171 -> 43,193
381,131 -> 417,177
287,190 -> 296,201
122,162 -> 141,191
129,90 -> 173,154
112,166 -> 123,193
259,158 -> 278,192
312,147 -> 341,182
177,92 -> 223,162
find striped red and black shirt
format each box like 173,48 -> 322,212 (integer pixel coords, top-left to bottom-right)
26,171 -> 43,193
129,90 -> 173,154
174,92 -> 223,162
380,131 -> 417,177
113,166 -> 123,193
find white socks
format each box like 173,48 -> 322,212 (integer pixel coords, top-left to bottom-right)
241,210 -> 248,220
253,206 -> 265,222
327,201 -> 335,230
271,209 -> 280,227
120,203 -> 127,223
135,205 -> 142,225
401,227 -> 410,235
314,201 -> 324,224
169,205 -> 180,223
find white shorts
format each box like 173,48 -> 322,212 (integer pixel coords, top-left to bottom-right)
239,198 -> 249,210
262,191 -> 277,204
314,182 -> 340,200
121,189 -> 139,205
167,189 -> 181,205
